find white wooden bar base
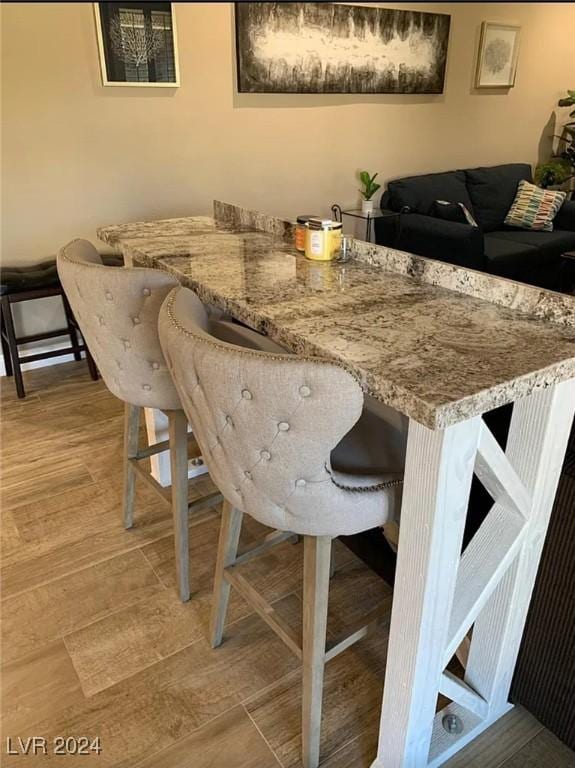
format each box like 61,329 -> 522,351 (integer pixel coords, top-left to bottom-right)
373,380 -> 575,768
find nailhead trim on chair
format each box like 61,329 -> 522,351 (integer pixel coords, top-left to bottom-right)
324,464 -> 404,493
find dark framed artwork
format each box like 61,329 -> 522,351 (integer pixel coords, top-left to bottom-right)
94,2 -> 180,87
235,3 -> 451,94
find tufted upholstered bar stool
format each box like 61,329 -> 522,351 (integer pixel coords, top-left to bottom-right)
57,239 -> 285,602
159,286 -> 405,768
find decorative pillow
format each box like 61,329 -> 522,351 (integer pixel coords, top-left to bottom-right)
504,180 -> 566,232
432,200 -> 478,227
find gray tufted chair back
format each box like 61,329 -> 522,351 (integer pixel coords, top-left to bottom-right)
159,286 -> 397,537
58,239 -> 182,410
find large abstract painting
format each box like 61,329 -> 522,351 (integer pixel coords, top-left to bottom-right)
235,3 -> 451,94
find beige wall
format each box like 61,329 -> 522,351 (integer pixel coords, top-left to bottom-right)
3,1 -> 575,266
1,1 -> 574,354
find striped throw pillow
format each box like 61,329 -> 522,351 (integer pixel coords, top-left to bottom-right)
504,180 -> 566,232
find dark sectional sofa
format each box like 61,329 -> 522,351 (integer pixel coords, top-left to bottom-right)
374,163 -> 575,290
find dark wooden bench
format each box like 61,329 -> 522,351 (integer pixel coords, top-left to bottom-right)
0,255 -> 122,397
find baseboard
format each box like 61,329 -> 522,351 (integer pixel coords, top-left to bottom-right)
0,341 -> 79,377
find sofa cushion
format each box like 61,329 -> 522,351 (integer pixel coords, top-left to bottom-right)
488,229 -> 575,261
465,164 -> 532,232
555,199 -> 575,231
386,171 -> 474,216
431,200 -> 478,226
484,235 -> 541,277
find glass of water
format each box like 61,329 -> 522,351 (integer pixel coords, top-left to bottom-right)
336,235 -> 354,263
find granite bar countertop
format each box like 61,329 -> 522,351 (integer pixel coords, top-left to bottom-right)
98,202 -> 575,429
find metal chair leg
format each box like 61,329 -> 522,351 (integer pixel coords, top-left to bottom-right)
123,403 -> 140,529
210,500 -> 244,647
1,296 -> 24,397
302,535 -> 331,768
168,409 -> 191,602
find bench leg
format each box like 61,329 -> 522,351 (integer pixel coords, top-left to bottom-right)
62,293 -> 98,379
61,294 -> 82,362
1,297 -> 24,397
0,301 -> 13,377
85,346 -> 99,381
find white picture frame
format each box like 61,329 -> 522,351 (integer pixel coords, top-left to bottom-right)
475,22 -> 520,89
93,2 -> 180,88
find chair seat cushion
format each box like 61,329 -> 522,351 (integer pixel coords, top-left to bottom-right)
0,260 -> 60,295
212,321 -> 288,353
331,395 -> 408,476
101,254 -> 124,268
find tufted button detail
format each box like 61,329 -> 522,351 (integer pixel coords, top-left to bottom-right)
105,291 -> 113,302
151,361 -> 160,370
142,384 -> 151,391
142,288 -> 151,297
225,415 -> 234,427
241,388 -> 253,400
122,339 -> 131,349
278,421 -> 290,432
244,470 -> 252,480
299,385 -> 311,398
98,315 -> 105,326
260,449 -> 271,461
132,316 -> 141,325
295,478 -> 306,488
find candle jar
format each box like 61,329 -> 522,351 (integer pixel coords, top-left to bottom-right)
305,219 -> 343,261
295,215 -> 316,252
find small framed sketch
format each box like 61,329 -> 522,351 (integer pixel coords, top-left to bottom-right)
475,22 -> 521,89
94,2 -> 180,87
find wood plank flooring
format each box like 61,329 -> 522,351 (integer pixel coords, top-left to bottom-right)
1,362 -> 573,767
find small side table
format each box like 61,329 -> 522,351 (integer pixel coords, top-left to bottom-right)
331,204 -> 398,243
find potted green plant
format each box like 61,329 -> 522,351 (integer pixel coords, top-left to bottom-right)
535,90 -> 574,194
358,170 -> 381,215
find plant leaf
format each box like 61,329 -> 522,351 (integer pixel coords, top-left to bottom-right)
359,171 -> 370,186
